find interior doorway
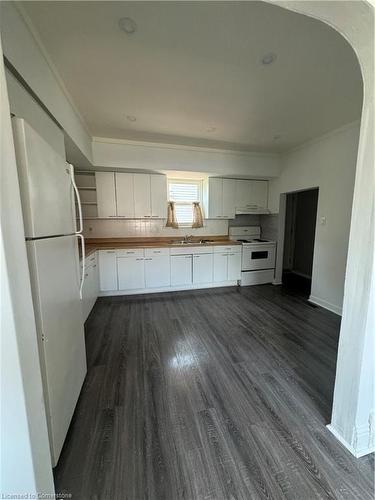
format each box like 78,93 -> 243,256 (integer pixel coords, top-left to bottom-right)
282,188 -> 319,295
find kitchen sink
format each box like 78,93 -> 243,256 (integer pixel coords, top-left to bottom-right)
170,239 -> 214,245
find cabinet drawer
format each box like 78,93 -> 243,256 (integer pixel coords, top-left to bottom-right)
116,248 -> 144,258
144,247 -> 170,257
214,245 -> 241,254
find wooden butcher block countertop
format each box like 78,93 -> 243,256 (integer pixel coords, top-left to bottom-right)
84,236 -> 241,257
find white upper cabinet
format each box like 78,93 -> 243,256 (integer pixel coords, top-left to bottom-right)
134,174 -> 151,217
235,179 -> 268,209
116,173 -> 134,217
96,172 -> 167,219
222,179 -> 236,218
250,180 -> 268,209
96,172 -> 117,218
206,178 -> 236,219
150,175 -> 167,218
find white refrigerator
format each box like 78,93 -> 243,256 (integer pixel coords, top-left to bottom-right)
12,117 -> 87,467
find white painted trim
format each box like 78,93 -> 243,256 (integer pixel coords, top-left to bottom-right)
308,295 -> 342,316
272,280 -> 283,286
327,424 -> 375,458
283,120 -> 360,156
92,136 -> 279,158
99,280 -> 239,296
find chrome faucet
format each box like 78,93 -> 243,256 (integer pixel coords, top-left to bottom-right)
184,234 -> 193,243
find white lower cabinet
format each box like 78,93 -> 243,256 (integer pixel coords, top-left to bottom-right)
171,255 -> 193,286
213,253 -> 228,282
98,245 -> 242,294
213,246 -> 242,282
82,252 -> 99,321
228,252 -> 242,281
98,250 -> 118,291
193,253 -> 213,284
145,255 -> 170,288
117,256 -> 145,290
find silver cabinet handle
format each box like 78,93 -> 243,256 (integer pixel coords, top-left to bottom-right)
126,251 -> 135,254
136,258 -> 144,261
185,256 -> 192,259
153,251 -> 161,253
106,251 -> 116,254
109,215 -> 117,217
84,273 -> 88,278
144,258 -> 152,261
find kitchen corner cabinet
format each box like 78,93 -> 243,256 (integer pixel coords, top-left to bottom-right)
81,252 -> 99,321
96,172 -> 116,217
98,250 -> 118,290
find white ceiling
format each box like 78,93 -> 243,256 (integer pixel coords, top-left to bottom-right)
21,1 -> 362,153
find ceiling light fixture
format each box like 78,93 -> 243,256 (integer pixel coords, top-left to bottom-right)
119,17 -> 137,35
207,127 -> 217,133
126,115 -> 137,122
261,53 -> 277,65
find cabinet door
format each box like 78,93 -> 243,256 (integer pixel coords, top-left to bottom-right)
98,250 -> 118,291
117,257 -> 145,290
151,175 -> 167,218
145,256 -> 170,288
193,253 -> 213,284
116,173 -> 134,217
222,179 -> 236,218
228,252 -> 242,281
134,174 -> 151,218
236,180 -> 253,207
213,253 -> 228,282
171,255 -> 192,286
96,172 -> 116,217
208,178 -> 222,218
250,180 -> 268,208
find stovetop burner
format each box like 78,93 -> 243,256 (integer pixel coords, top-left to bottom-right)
237,238 -> 269,243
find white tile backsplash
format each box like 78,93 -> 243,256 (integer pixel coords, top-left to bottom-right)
83,219 -> 229,238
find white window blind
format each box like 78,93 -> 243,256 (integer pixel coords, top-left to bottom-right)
168,179 -> 202,225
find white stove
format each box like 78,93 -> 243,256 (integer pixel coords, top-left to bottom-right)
229,226 -> 276,286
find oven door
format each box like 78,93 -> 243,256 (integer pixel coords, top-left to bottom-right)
242,244 -> 276,271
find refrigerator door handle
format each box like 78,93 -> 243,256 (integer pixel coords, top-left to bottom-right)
76,233 -> 85,299
69,163 -> 83,234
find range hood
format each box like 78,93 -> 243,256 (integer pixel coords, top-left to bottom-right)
235,205 -> 270,215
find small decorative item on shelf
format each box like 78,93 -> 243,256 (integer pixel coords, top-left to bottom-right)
192,202 -> 204,228
166,201 -> 179,228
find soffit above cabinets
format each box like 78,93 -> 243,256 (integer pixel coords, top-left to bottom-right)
20,1 -> 362,153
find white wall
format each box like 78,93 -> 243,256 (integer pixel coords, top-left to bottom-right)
92,137 -> 281,178
269,121 -> 360,314
83,218 -> 228,239
0,2 -> 93,163
0,39 -> 54,496
6,69 -> 65,158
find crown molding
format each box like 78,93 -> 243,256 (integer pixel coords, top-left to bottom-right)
92,136 -> 280,159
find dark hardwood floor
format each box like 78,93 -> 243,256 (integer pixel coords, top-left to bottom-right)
54,285 -> 374,499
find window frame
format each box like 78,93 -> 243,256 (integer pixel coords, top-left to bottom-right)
167,178 -> 203,227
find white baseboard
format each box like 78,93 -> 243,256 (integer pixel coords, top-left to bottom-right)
99,280 -> 239,297
272,280 -> 282,286
308,295 -> 342,316
327,423 -> 375,458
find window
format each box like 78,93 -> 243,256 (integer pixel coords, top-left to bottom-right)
168,179 -> 202,226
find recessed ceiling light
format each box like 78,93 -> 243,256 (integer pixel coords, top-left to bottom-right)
273,134 -> 281,141
119,17 -> 137,35
261,53 -> 277,65
126,115 -> 136,122
207,127 -> 217,133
